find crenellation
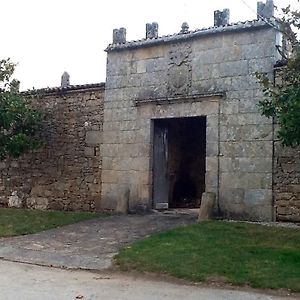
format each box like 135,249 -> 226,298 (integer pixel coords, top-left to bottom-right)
214,9 -> 230,27
146,22 -> 158,39
257,0 -> 274,19
113,27 -> 127,44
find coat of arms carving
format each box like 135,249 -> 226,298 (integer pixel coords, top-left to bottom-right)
167,43 -> 192,96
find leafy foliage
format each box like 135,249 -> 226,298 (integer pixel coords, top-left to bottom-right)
0,58 -> 42,159
257,3 -> 300,147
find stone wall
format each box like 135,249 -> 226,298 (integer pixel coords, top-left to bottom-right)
0,85 -> 104,211
274,142 -> 300,222
102,21 -> 281,221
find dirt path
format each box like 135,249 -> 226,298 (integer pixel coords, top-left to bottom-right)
0,260 -> 293,300
0,211 -> 196,269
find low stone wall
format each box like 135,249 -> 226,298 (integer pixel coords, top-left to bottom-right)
0,84 -> 104,211
274,142 -> 300,222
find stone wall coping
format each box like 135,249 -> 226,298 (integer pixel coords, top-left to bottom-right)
106,19 -> 278,52
22,82 -> 105,96
134,92 -> 225,106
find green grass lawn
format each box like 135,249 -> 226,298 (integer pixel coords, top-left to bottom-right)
0,208 -> 106,237
116,221 -> 300,292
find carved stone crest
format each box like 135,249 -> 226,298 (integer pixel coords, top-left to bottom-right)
167,43 -> 192,96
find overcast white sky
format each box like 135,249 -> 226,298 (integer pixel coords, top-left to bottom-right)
1,0 -> 298,90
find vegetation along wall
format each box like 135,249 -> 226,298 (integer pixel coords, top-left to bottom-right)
0,84 -> 104,211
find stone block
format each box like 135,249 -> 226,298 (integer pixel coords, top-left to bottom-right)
291,185 -> 300,193
192,36 -> 223,52
85,131 -> 102,145
193,64 -> 215,80
219,60 -> 248,77
220,125 -> 241,141
119,131 -> 136,144
221,124 -> 273,142
198,192 -> 216,221
102,170 -> 119,183
145,58 -> 167,72
238,157 -> 273,173
88,183 -> 101,194
26,197 -> 49,210
231,75 -> 260,91
139,184 -> 150,200
136,60 -> 147,73
220,141 -> 273,158
220,188 -> 245,205
205,170 -> 218,188
116,187 -> 130,214
254,205 -> 274,222
106,60 -> 130,76
223,31 -> 256,47
241,44 -> 265,60
84,147 -> 95,157
244,189 -> 272,205
206,142 -> 218,157
8,191 -> 23,208
206,126 -> 218,142
102,131 -> 120,144
220,157 -> 236,173
101,144 -> 120,157
248,58 -> 274,74
132,46 -> 166,60
206,157 -> 218,172
220,100 -> 239,114
238,99 -> 260,113
220,172 -> 272,189
30,185 -> 46,197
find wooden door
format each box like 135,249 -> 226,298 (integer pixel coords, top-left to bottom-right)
153,123 -> 169,209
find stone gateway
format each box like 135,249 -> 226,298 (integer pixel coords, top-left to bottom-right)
0,0 -> 299,222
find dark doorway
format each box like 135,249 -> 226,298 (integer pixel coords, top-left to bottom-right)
153,117 -> 206,209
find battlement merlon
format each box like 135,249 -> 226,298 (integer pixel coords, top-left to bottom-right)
105,19 -> 280,52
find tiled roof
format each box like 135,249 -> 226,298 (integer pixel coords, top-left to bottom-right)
106,19 -> 279,52
23,82 -> 105,95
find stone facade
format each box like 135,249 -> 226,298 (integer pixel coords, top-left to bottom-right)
102,19 -> 282,221
1,2 -> 299,223
0,84 -> 104,211
274,143 -> 300,222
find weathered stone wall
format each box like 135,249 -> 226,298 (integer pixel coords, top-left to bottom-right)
102,22 -> 280,221
0,85 -> 104,211
274,143 -> 300,222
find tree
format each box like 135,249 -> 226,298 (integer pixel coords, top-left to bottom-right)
257,2 -> 300,147
0,58 -> 42,160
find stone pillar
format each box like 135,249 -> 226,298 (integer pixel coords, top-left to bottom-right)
61,71 -> 70,88
113,27 -> 126,44
146,22 -> 158,39
214,9 -> 230,27
257,0 -> 274,19
198,192 -> 216,221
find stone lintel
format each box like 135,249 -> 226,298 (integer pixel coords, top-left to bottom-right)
134,92 -> 225,106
